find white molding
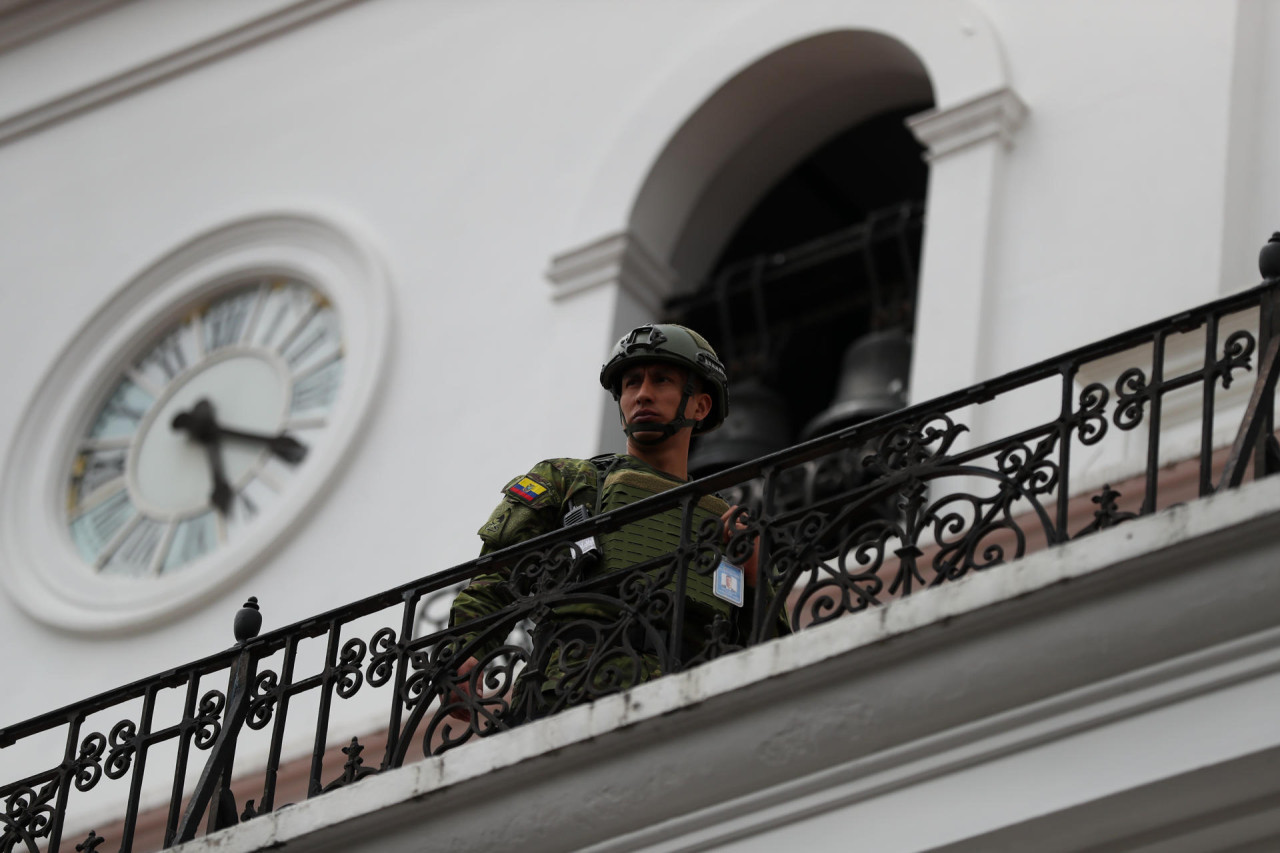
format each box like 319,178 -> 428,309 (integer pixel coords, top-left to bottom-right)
589,629 -> 1280,853
907,86 -> 1026,405
167,473 -> 1280,852
906,86 -> 1029,161
0,0 -> 364,146
0,211 -> 394,635
0,0 -> 127,53
174,631 -> 1280,853
546,230 -> 675,315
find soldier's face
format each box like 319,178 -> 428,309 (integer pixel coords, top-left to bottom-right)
619,363 -> 710,434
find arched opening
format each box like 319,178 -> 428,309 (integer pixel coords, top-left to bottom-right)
625,32 -> 934,474
667,105 -> 930,475
559,3 -> 1015,456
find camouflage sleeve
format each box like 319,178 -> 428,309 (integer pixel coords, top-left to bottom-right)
740,585 -> 792,639
447,459 -> 597,660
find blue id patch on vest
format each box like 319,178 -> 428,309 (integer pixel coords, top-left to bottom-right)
507,474 -> 550,506
713,560 -> 744,607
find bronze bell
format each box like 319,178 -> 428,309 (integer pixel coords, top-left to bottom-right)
802,328 -> 911,439
689,377 -> 791,477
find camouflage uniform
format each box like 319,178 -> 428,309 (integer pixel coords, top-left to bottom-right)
448,453 -> 774,717
447,323 -> 786,720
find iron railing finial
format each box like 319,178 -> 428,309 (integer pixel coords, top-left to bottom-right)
1260,232 -> 1280,281
234,597 -> 262,644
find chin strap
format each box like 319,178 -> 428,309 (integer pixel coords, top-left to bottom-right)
619,379 -> 700,446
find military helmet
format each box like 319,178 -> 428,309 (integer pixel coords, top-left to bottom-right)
599,324 -> 729,434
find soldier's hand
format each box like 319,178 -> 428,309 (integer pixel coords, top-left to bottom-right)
446,656 -> 481,722
721,505 -> 759,586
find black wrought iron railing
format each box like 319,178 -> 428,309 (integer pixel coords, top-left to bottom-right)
5,240 -> 1280,852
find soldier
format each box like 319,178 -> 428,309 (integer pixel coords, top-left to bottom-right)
445,324 -> 782,724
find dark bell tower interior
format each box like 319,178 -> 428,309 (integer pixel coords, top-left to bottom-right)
666,103 -> 932,476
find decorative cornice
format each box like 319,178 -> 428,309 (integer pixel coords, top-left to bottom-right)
546,230 -> 676,315
0,0 -> 127,54
906,86 -> 1028,162
0,0 -> 364,147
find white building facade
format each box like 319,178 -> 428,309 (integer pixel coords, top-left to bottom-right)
1,1 -> 1279,850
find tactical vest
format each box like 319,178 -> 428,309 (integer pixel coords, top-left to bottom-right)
594,466 -> 733,621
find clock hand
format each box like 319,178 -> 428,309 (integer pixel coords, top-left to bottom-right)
171,399 -> 218,443
214,425 -> 308,464
171,399 -> 234,515
173,401 -> 308,464
205,441 -> 234,515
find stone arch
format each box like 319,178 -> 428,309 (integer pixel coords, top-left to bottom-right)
645,28 -> 935,291
547,0 -> 1023,449
553,0 -> 1006,268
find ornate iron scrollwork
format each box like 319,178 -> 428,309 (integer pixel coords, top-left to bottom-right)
2,783 -> 56,850
5,275 -> 1280,851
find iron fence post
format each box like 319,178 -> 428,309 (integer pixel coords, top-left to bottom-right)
1219,235 -> 1280,490
1254,234 -> 1280,479
173,598 -> 261,846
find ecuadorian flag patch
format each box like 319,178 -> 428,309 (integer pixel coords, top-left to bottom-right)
508,475 -> 550,505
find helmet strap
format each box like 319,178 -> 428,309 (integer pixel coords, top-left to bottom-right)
619,378 -> 700,446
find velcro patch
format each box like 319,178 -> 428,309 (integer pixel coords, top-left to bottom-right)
507,474 -> 551,506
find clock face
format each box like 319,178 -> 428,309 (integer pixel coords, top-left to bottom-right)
0,213 -> 391,633
65,278 -> 344,577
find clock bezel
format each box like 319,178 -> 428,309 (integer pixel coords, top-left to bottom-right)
0,212 -> 393,634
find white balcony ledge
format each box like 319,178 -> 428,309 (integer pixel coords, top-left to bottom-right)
175,474 -> 1280,853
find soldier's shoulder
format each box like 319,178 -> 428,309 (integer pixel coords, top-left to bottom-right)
498,457 -> 600,508
532,457 -> 604,483
550,454 -> 630,478
548,456 -> 601,473
501,457 -> 587,480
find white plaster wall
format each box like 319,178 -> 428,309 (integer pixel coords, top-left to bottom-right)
0,0 -> 308,121
1220,0 -> 1280,295
0,0 -> 1276,813
0,0 -> 745,721
975,0 -> 1248,379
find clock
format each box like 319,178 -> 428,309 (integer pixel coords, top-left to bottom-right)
67,278 -> 343,577
0,213 -> 392,633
